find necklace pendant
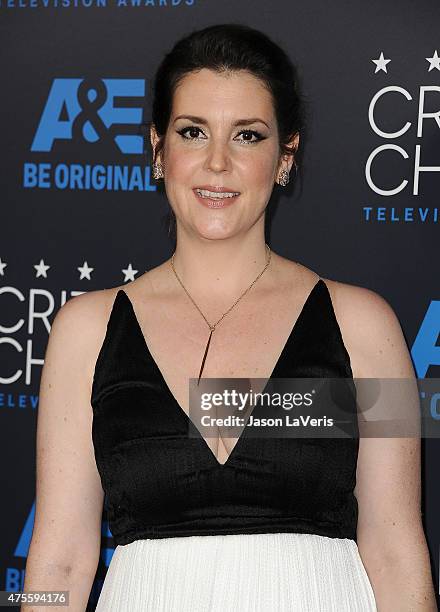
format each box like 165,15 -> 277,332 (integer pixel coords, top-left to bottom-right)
197,328 -> 214,385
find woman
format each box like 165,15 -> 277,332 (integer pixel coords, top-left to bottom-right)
23,24 -> 436,612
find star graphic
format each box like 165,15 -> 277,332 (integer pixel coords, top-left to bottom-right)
122,263 -> 139,282
426,50 -> 440,71
372,52 -> 391,73
34,259 -> 50,278
77,261 -> 94,280
0,258 -> 7,276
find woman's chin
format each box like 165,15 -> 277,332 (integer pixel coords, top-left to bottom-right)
192,222 -> 237,241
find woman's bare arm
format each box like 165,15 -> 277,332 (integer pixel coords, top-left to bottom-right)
333,281 -> 437,611
21,290 -> 111,611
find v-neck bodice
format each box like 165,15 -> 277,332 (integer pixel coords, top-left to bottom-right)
116,278 -> 326,468
90,278 -> 359,546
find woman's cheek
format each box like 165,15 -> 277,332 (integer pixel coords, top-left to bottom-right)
249,157 -> 277,187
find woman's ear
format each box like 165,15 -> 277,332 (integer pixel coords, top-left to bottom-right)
150,123 -> 161,163
276,132 -> 300,183
287,132 -> 300,171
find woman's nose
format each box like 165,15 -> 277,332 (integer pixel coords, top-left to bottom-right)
204,140 -> 232,173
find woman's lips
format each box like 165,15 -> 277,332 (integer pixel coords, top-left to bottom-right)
193,188 -> 240,209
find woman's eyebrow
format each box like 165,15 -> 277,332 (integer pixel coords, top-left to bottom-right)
173,114 -> 270,129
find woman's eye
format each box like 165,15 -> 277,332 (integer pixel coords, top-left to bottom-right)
235,130 -> 264,144
176,126 -> 265,144
177,126 -> 205,140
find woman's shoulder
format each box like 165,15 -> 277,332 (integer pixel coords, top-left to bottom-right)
320,276 -> 413,379
65,267 -> 158,325
64,285 -> 125,326
72,270 -> 164,370
279,257 -> 410,378
321,275 -> 399,339
57,287 -> 125,385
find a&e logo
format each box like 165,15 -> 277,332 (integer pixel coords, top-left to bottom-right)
24,78 -> 156,192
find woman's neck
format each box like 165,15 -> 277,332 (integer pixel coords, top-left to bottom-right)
170,237 -> 272,300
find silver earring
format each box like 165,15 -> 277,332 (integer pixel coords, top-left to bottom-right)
278,168 -> 290,187
152,161 -> 164,180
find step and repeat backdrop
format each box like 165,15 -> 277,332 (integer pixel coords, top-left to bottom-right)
1,1 -> 439,609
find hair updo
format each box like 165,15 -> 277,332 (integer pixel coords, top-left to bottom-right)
147,23 -> 307,242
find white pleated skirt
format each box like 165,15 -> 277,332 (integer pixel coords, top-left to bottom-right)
95,532 -> 377,611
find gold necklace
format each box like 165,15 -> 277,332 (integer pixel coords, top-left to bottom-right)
171,244 -> 272,385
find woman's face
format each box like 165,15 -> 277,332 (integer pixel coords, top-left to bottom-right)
151,68 -> 296,240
